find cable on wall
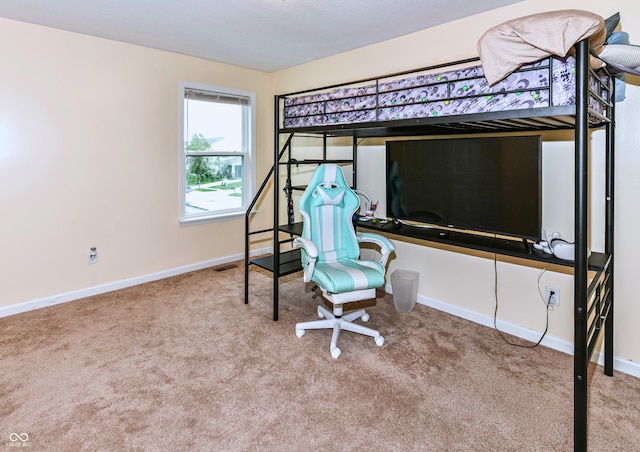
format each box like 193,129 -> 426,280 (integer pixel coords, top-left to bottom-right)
492,254 -> 552,348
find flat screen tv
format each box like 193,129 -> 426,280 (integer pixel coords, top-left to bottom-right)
386,136 -> 542,240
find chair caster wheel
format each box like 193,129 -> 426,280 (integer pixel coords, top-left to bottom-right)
317,308 -> 324,319
296,329 -> 305,338
361,313 -> 370,322
331,347 -> 342,359
375,336 -> 384,347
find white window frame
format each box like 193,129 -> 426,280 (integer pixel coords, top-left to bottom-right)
179,82 -> 256,225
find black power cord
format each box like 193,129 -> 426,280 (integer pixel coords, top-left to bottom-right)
493,255 -> 552,348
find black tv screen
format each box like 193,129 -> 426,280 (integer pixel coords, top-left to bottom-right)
386,136 -> 542,240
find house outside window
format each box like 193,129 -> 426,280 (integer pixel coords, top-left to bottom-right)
179,82 -> 255,224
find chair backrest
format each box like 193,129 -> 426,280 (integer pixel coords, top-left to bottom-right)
299,164 -> 360,263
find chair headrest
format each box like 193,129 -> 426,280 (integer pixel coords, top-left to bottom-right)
313,183 -> 346,207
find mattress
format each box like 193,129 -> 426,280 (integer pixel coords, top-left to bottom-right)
282,56 -> 610,128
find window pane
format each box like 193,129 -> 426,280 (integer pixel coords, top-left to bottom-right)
184,98 -> 243,153
185,156 -> 243,215
180,83 -> 254,224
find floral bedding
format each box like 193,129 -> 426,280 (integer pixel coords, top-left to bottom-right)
282,56 -> 609,128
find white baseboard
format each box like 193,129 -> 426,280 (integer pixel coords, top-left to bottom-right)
5,262 -> 637,380
385,284 -> 640,380
0,247 -> 271,319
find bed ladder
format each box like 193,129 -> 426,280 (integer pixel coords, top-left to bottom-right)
244,125 -> 358,321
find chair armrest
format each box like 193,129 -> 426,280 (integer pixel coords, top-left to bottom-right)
294,237 -> 318,258
357,232 -> 395,267
294,237 -> 318,282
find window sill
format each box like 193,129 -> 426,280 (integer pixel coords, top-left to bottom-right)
179,211 -> 246,226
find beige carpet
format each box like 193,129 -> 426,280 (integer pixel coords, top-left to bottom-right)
1,263 -> 638,451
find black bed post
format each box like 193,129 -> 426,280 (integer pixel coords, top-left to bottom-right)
352,135 -> 358,190
573,38 -> 589,452
273,94 -> 280,321
604,66 -> 615,377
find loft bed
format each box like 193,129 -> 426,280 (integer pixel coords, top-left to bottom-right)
278,8 -> 617,138
281,54 -> 610,136
269,37 -> 615,452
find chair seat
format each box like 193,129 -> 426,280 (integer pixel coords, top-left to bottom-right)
311,259 -> 385,294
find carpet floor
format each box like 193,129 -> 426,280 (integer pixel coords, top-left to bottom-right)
1,263 -> 638,451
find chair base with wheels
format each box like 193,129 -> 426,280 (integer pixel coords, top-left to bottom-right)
295,288 -> 384,359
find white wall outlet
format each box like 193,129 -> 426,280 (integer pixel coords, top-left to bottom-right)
88,247 -> 98,265
545,286 -> 560,306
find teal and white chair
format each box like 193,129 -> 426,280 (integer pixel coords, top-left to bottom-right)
294,164 -> 395,359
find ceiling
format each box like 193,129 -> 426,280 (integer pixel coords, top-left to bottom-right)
0,0 -> 522,72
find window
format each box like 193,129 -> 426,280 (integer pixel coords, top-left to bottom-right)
179,82 -> 256,224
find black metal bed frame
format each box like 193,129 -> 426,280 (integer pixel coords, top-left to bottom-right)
245,39 -> 614,451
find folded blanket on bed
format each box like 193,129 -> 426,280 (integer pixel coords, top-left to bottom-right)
478,9 -> 606,85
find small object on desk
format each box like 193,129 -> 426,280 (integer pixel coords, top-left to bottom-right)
365,201 -> 379,218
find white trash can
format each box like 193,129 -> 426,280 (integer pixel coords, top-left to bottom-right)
390,269 -> 420,313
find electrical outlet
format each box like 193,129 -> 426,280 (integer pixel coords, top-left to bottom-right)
88,247 -> 98,265
545,286 -> 560,306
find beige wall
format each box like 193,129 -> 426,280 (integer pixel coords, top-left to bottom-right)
1,2 -> 638,371
0,18 -> 273,306
273,0 -> 640,369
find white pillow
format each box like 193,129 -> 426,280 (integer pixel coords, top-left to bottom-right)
600,44 -> 640,75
